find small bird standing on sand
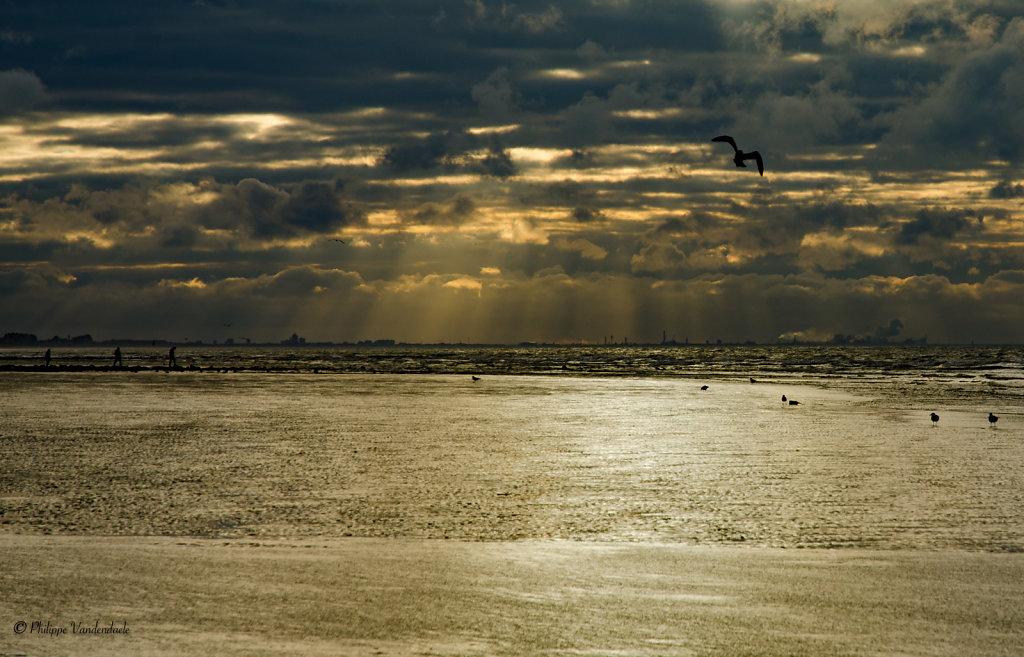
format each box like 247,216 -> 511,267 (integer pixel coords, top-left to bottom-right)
930,412 -> 939,425
700,385 -> 709,391
788,399 -> 800,406
781,395 -> 787,402
711,135 -> 764,176
472,375 -> 480,382
989,412 -> 999,425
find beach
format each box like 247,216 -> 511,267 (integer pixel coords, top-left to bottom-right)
2,348 -> 1023,654
3,535 -> 1024,656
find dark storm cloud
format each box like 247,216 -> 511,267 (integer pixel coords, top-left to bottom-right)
874,318 -> 904,340
407,193 -> 476,226
2,0 -> 721,116
242,265 -> 364,297
991,269 -> 1024,285
896,208 -> 984,245
62,181 -> 153,229
452,1 -> 565,35
280,181 -> 359,233
158,225 -> 200,249
654,212 -> 719,236
48,119 -> 236,149
631,196 -> 1007,282
880,17 -> 1024,166
381,131 -> 477,173
570,206 -> 605,223
380,130 -> 517,179
0,263 -> 371,342
3,0 -> 1024,343
471,67 -> 521,120
3,177 -> 365,246
518,180 -> 598,208
989,179 -> 1024,198
0,69 -> 47,114
477,138 -> 517,179
745,199 -> 889,242
2,1 -> 490,113
707,197 -> 890,254
203,179 -> 365,238
511,180 -> 607,223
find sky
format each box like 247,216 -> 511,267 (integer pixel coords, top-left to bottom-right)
1,0 -> 1023,345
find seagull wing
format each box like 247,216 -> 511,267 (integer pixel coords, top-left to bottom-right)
711,135 -> 738,152
741,150 -> 764,176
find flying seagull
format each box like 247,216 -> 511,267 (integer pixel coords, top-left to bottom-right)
712,135 -> 764,176
331,238 -> 346,244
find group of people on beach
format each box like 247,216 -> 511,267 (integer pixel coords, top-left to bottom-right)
42,346 -> 178,368
115,346 -> 176,368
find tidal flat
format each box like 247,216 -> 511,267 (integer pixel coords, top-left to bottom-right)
3,535 -> 1024,656
2,356 -> 1022,655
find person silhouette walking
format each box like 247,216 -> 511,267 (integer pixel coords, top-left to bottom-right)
168,346 -> 177,368
113,346 -> 122,367
44,348 -> 51,367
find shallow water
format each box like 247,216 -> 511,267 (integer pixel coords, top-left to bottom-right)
4,344 -> 1024,387
2,357 -> 1021,551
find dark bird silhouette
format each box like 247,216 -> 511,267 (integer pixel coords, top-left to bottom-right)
471,375 -> 480,382
781,394 -> 787,402
750,377 -> 757,383
788,399 -> 800,405
712,135 -> 764,176
989,412 -> 999,425
930,412 -> 939,424
331,238 -> 346,244
700,385 -> 709,391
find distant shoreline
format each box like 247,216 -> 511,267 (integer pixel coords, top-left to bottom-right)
2,331 -> 994,348
5,340 -> 1022,349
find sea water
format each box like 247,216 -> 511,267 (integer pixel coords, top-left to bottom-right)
1,345 -> 1021,550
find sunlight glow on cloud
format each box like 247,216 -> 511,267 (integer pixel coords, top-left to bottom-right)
536,68 -> 588,80
554,237 -> 608,260
467,124 -> 520,135
220,113 -> 294,138
892,45 -> 927,57
443,276 -> 484,295
159,277 -> 207,289
506,147 -> 568,165
501,218 -> 549,244
611,109 -> 687,120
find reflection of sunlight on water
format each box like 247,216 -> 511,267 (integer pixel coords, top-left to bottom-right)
1,371 -> 1022,550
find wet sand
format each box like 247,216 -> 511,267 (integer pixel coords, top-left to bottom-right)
3,369 -> 1022,655
3,373 -> 1021,549
2,534 -> 1023,656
